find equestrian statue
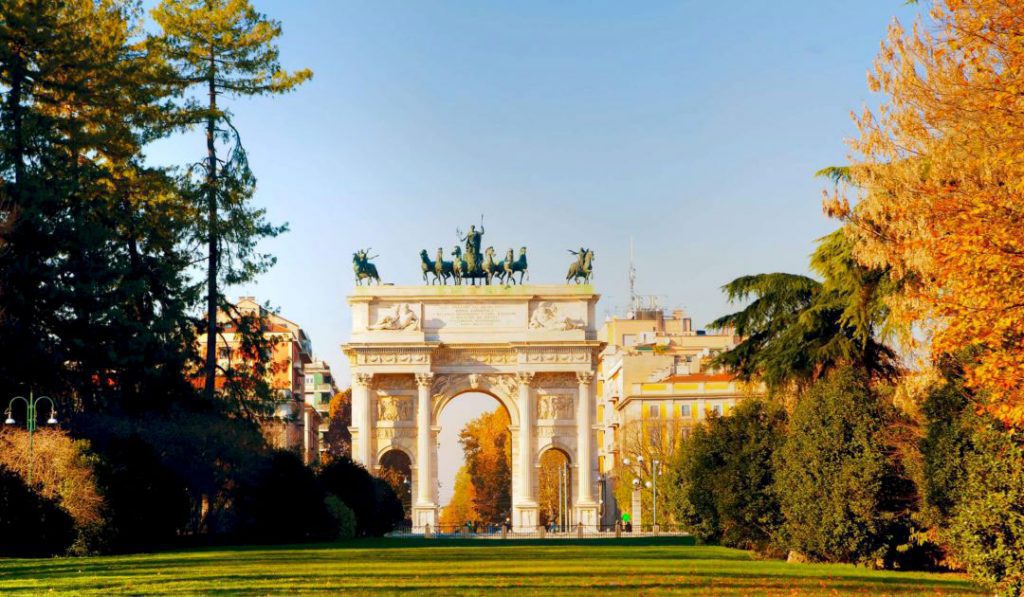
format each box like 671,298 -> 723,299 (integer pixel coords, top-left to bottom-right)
566,248 -> 594,284
353,248 -> 380,286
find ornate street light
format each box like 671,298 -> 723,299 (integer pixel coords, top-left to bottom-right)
5,391 -> 59,486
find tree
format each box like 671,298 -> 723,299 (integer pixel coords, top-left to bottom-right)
709,228 -> 900,396
152,0 -> 310,402
322,389 -> 352,461
439,466 -> 479,527
0,0 -> 198,416
458,407 -> 512,523
668,398 -> 787,554
776,368 -> 917,567
838,0 -> 1024,427
947,422 -> 1024,595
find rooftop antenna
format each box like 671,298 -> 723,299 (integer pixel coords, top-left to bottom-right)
628,236 -> 638,315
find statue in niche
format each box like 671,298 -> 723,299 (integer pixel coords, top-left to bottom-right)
369,303 -> 419,331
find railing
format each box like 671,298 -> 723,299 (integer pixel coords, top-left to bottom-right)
387,523 -> 691,540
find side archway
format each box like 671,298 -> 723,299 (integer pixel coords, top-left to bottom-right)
378,448 -> 413,523
537,446 -> 572,528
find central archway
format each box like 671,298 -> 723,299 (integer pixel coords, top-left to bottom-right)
436,391 -> 513,530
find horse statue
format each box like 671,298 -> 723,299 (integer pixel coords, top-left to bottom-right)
433,247 -> 454,285
353,248 -> 380,286
503,247 -> 528,285
482,246 -> 503,285
451,246 -> 467,285
566,248 -> 593,284
419,250 -> 436,284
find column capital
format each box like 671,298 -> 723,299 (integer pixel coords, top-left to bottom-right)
516,371 -> 535,386
354,372 -> 374,388
576,371 -> 594,385
415,373 -> 435,388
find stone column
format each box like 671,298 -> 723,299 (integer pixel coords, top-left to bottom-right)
575,371 -> 599,528
412,373 -> 437,533
514,372 -> 538,531
352,373 -> 374,467
415,374 -> 434,494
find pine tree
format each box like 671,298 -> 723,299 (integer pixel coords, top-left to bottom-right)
152,0 -> 311,401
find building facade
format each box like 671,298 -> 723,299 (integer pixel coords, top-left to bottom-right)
200,296 -> 321,464
303,360 -> 339,461
596,306 -> 756,527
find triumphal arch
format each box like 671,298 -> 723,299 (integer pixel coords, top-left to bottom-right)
343,284 -> 603,532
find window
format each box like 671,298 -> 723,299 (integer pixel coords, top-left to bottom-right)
320,392 -> 331,405
679,404 -> 691,418
648,404 -> 660,418
304,374 -> 315,387
710,404 -> 723,416
218,347 -> 231,359
323,374 -> 332,385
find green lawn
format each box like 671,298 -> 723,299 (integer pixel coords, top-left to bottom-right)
0,537 -> 980,595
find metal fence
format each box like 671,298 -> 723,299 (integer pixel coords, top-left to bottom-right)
387,523 -> 690,540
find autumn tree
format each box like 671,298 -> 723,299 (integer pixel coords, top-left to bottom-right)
152,0 -> 310,402
451,407 -> 512,524
322,389 -> 352,462
837,0 -> 1024,426
439,466 -> 479,526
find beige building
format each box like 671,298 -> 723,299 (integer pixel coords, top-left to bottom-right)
596,305 -> 755,527
197,296 -> 321,464
303,360 -> 338,461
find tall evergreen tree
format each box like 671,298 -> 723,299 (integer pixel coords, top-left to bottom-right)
152,0 -> 310,402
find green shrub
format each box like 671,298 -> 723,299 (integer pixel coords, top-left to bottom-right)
0,465 -> 75,557
776,368 -> 916,566
325,495 -> 357,540
947,423 -> 1024,596
668,398 -> 786,554
93,435 -> 191,553
230,450 -> 333,544
318,458 -> 403,537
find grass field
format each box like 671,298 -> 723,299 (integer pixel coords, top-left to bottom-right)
0,537 -> 980,595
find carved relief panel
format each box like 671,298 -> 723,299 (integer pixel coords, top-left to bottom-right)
377,395 -> 414,422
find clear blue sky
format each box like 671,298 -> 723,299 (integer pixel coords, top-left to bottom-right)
145,1 -> 923,499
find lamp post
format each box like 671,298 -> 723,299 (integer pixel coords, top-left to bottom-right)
5,391 -> 58,486
652,459 -> 660,527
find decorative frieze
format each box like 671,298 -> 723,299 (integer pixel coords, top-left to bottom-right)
350,348 -> 430,365
433,348 -> 517,366
532,372 -> 579,389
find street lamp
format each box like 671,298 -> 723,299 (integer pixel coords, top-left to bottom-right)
5,391 -> 58,486
652,459 -> 661,527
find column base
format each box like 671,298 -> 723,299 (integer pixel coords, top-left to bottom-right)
513,502 -> 539,533
412,504 -> 438,534
574,503 -> 600,529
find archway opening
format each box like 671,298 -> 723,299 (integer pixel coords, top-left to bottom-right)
538,448 -> 572,530
437,391 -> 512,531
378,449 -> 412,524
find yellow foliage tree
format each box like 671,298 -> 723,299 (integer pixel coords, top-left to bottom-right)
0,428 -> 103,529
841,0 -> 1024,426
438,465 -> 479,527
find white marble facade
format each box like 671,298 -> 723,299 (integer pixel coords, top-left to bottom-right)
343,285 -> 603,532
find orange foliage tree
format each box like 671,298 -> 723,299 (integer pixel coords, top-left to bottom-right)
838,0 -> 1024,426
322,389 -> 352,462
440,407 -> 512,525
438,466 -> 478,526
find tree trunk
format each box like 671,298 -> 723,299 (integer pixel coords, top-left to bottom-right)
202,51 -> 219,401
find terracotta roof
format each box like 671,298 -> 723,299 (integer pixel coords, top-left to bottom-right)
661,373 -> 736,383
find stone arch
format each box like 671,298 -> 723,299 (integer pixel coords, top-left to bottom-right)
376,443 -> 414,465
431,375 -> 520,427
536,442 -> 574,468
